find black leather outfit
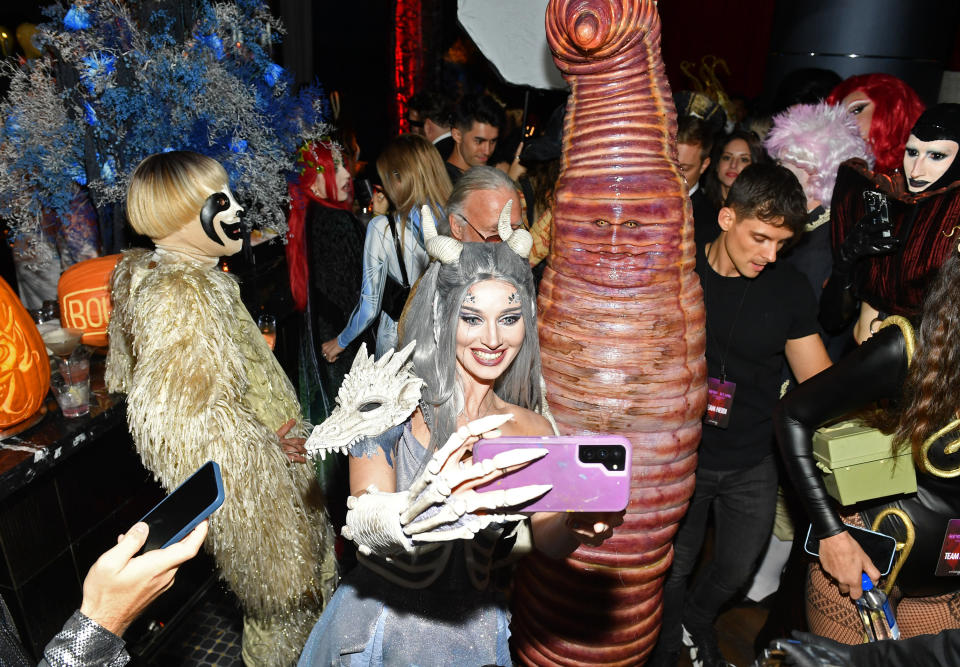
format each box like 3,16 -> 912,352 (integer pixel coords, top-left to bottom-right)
775,324 -> 960,596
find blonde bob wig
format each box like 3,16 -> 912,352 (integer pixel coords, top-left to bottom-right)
127,151 -> 228,238
376,134 -> 452,221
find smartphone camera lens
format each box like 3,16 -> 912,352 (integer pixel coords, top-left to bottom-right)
582,448 -> 595,461
599,448 -> 608,460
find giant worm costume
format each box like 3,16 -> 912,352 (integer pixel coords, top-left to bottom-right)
510,1 -> 706,664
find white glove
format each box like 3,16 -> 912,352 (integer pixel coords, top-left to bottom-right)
341,413 -> 551,556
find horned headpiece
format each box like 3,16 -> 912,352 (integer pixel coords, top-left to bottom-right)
421,202 -> 534,263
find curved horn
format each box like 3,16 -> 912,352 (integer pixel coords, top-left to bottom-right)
421,204 -> 463,264
497,200 -> 534,259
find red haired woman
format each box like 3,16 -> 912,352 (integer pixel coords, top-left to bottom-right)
827,73 -> 925,175
286,139 -> 373,401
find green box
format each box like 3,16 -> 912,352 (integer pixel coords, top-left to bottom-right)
812,420 -> 916,506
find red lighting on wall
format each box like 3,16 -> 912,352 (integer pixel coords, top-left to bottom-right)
393,0 -> 423,134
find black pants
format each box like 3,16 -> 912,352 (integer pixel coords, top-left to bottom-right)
657,455 -> 779,652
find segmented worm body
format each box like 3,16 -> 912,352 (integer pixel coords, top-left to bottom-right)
511,1 -> 706,663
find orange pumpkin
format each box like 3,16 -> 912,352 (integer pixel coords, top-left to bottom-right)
0,276 -> 50,428
57,254 -> 121,347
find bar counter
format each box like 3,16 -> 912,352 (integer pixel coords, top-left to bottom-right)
0,356 -> 217,660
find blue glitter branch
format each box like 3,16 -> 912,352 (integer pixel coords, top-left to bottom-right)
0,0 -> 330,248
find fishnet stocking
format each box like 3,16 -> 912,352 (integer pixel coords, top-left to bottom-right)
806,512 -> 960,643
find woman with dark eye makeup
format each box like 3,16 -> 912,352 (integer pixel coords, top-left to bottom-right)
701,129 -> 768,210
819,104 -> 960,341
298,211 -> 623,666
827,73 -> 925,175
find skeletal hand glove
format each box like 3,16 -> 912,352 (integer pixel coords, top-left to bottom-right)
341,413 -> 551,556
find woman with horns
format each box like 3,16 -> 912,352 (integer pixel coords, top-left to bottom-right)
299,205 -> 624,665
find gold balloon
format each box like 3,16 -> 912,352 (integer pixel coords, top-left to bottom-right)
16,23 -> 41,60
0,26 -> 13,58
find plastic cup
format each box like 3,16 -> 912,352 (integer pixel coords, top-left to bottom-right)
50,358 -> 90,418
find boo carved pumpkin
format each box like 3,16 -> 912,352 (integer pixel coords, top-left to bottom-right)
0,276 -> 50,428
58,254 -> 121,347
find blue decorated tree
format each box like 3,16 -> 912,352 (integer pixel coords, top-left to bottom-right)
0,0 -> 328,256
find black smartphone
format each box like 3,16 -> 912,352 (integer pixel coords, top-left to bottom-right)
135,461 -> 224,555
863,190 -> 891,238
804,522 -> 897,576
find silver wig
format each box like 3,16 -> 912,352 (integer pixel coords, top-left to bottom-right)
401,242 -> 542,451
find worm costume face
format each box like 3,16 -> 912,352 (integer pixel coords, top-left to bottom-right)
510,1 -> 706,664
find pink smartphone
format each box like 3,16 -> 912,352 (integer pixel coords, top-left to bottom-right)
472,435 -> 632,512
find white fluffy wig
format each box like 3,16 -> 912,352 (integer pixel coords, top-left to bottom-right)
764,103 -> 874,206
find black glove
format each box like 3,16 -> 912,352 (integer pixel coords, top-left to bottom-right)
768,631 -> 853,667
834,194 -> 899,274
819,194 -> 899,332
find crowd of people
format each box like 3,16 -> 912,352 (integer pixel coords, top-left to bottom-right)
10,65 -> 960,667
657,74 -> 960,667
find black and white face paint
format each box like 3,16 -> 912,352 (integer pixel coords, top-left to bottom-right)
200,187 -> 245,246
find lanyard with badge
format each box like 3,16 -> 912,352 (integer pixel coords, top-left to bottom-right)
703,264 -> 750,429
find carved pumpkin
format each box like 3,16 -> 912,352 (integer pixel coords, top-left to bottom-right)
58,254 -> 121,347
0,276 -> 50,428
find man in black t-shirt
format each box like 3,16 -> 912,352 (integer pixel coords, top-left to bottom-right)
651,164 -> 832,667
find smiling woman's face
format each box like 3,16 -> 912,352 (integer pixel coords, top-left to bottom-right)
455,279 -> 525,384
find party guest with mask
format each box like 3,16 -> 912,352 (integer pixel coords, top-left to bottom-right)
105,151 -> 336,666
819,104 -> 960,341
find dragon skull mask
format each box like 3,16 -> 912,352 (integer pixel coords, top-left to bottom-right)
305,341 -> 424,459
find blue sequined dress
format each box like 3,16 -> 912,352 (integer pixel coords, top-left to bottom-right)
298,422 -> 524,666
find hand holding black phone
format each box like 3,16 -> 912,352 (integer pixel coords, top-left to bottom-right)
804,523 -> 897,576
136,461 -> 224,555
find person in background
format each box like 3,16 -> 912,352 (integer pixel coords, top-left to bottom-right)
826,73 -> 925,175
106,151 -> 336,665
651,164 -> 830,667
440,166 -> 525,247
322,134 -> 451,361
742,103 -> 872,641
676,115 -> 719,246
445,94 -> 504,184
407,91 -> 455,161
776,251 -> 960,643
701,128 -> 768,211
819,104 -> 960,341
764,103 -> 873,312
286,139 -> 373,402
0,521 -> 206,667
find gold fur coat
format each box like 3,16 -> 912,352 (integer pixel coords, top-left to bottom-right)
106,248 -> 336,664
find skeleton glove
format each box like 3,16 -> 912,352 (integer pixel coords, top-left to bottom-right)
341,413 -> 551,557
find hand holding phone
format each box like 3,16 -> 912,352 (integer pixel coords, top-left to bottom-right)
80,519 -> 208,636
805,523 -> 892,600
135,461 -> 224,555
473,435 -> 632,513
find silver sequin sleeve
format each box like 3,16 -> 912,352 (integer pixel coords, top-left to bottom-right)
40,611 -> 128,667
